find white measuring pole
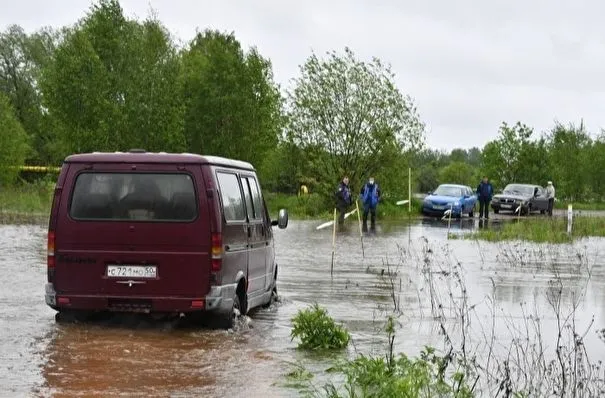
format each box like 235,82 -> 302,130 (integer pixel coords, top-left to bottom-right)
567,204 -> 573,235
408,168 -> 412,213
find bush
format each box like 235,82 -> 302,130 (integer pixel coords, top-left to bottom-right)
323,347 -> 474,398
0,93 -> 31,185
290,304 -> 350,350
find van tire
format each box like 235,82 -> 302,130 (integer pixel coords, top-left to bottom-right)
55,310 -> 89,323
263,286 -> 278,308
219,293 -> 241,330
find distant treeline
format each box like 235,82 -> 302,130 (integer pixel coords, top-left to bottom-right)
1,0 -> 602,202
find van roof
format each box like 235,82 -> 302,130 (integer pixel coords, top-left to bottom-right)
63,152 -> 255,170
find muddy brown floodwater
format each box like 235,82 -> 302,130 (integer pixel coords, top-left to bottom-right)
1,217 -> 604,397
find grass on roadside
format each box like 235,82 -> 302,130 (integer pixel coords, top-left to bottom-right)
265,192 -> 423,220
460,216 -> 605,243
554,201 -> 605,211
0,181 -> 53,215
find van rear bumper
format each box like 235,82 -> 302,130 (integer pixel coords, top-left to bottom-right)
45,282 -> 236,314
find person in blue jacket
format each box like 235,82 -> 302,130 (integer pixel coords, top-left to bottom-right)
360,177 -> 381,232
476,176 -> 494,219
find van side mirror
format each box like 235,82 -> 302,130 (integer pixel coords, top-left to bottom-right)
271,208 -> 288,229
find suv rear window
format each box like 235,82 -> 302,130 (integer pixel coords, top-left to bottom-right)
70,172 -> 197,221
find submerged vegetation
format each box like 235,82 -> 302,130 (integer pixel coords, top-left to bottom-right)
459,216 -> 605,243
285,240 -> 605,397
290,304 -> 350,350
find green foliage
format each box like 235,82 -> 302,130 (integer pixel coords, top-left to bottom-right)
0,25 -> 58,164
290,304 -> 351,350
40,0 -> 185,154
322,347 -> 474,398
3,1 -> 605,211
547,121 -> 592,201
462,217 -> 605,243
286,47 -> 425,198
480,121 -> 548,190
179,29 -> 282,166
438,161 -> 475,187
0,93 -> 30,185
0,179 -> 53,214
264,192 -> 332,219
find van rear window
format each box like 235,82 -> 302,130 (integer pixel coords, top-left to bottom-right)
69,172 -> 198,222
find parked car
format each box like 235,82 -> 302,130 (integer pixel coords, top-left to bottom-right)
45,150 -> 288,328
422,184 -> 477,218
490,183 -> 549,215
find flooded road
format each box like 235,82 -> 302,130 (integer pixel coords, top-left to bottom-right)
1,218 -> 604,397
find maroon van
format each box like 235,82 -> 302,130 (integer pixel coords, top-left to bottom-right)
44,151 -> 288,328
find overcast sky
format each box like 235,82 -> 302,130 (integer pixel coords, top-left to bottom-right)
2,0 -> 604,151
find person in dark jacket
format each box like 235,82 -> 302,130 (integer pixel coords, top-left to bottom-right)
359,177 -> 381,232
335,176 -> 352,227
476,176 -> 494,219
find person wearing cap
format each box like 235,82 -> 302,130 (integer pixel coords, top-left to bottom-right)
545,181 -> 556,216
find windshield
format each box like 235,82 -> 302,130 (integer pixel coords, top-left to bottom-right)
433,185 -> 463,197
503,184 -> 534,196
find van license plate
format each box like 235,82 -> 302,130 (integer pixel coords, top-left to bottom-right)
106,265 -> 157,278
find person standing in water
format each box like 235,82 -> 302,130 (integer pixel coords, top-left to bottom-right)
359,177 -> 381,232
335,176 -> 352,227
476,176 -> 494,220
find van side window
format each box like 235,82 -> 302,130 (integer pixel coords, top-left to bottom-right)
247,177 -> 263,221
216,172 -> 246,222
241,177 -> 255,221
241,176 -> 263,220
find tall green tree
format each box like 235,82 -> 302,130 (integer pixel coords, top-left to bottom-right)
480,121 -> 545,189
438,161 -> 475,186
286,47 -> 425,197
40,0 -> 185,154
179,30 -> 282,167
547,121 -> 592,201
0,25 -> 59,164
0,92 -> 30,184
587,133 -> 605,200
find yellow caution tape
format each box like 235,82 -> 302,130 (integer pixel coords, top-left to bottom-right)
3,166 -> 62,172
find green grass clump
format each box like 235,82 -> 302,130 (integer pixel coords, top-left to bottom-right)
322,346 -> 475,398
464,217 -> 605,243
0,180 -> 53,215
290,304 -> 350,350
554,201 -> 605,211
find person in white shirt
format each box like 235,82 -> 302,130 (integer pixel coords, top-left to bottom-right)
545,181 -> 556,216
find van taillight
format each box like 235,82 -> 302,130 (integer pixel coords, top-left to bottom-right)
211,233 -> 222,272
47,230 -> 55,282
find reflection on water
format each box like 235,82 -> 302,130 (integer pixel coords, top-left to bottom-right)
0,219 -> 604,396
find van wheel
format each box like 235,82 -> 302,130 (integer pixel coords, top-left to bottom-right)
55,310 -> 90,323
263,286 -> 278,308
219,294 -> 241,330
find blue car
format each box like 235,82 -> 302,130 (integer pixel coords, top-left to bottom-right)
422,184 -> 477,218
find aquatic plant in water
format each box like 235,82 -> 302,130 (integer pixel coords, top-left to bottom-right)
290,303 -> 350,350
